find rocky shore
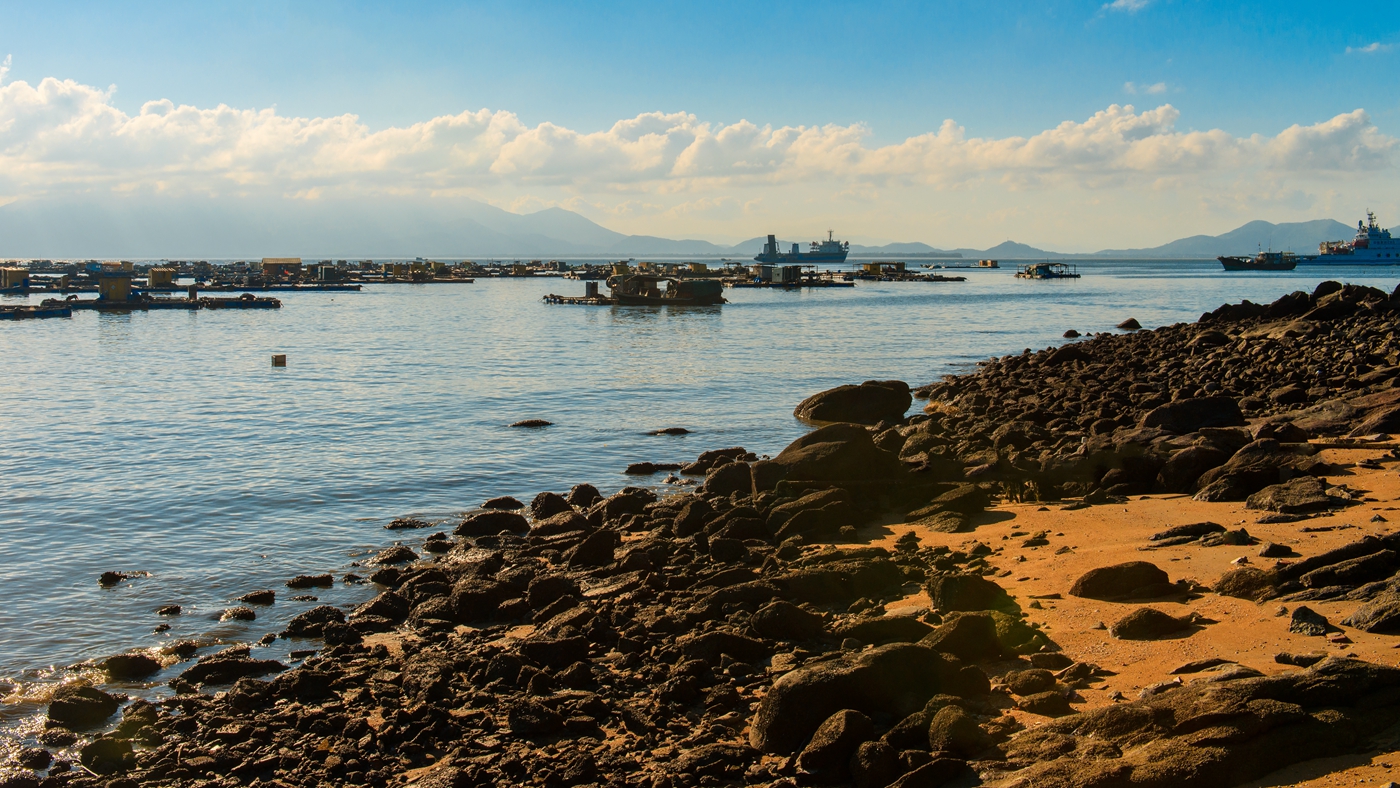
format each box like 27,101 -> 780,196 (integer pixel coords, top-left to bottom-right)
9,279 -> 1400,788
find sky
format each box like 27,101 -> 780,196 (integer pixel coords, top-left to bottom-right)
0,0 -> 1397,253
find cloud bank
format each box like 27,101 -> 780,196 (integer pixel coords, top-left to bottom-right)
0,69 -> 1395,251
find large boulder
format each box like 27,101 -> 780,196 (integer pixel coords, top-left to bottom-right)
1109,608 -> 1195,640
455,510 -> 530,537
1069,562 -> 1171,601
1193,438 -> 1331,502
926,573 -> 1014,613
795,709 -> 874,781
920,613 -> 1003,662
760,424 -> 906,483
749,644 -> 968,754
751,601 -> 826,641
794,381 -> 912,425
1245,476 -> 1335,513
1156,446 -> 1229,493
1342,593 -> 1400,633
47,685 -> 119,728
1138,397 -> 1245,433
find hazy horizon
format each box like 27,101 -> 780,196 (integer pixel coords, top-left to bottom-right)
0,1 -> 1396,255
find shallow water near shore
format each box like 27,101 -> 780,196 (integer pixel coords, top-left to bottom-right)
1,258 -> 1397,723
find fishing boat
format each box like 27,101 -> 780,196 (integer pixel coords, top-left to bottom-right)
1014,262 -> 1080,279
607,273 -> 725,306
1218,250 -> 1297,271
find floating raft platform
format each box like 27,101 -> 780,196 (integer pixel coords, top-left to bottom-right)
39,294 -> 282,312
543,294 -> 617,305
723,279 -> 855,288
0,304 -> 72,320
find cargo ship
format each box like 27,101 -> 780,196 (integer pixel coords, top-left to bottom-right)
1309,211 -> 1399,264
754,230 -> 850,264
1218,250 -> 1297,271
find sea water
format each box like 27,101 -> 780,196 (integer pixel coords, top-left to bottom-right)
0,259 -> 1396,728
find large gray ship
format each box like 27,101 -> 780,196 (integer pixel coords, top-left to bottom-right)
754,230 -> 850,264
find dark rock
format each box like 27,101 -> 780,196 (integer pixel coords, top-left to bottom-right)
239,590 -> 275,605
1004,668 -> 1057,696
649,427 -> 691,435
850,739 -> 900,788
1070,561 -> 1172,601
1117,318 -> 1141,330
566,529 -> 618,567
284,605 -> 346,638
1109,607 -> 1194,640
1062,329 -> 1080,339
1259,542 -> 1295,558
836,616 -> 934,646
155,604 -> 181,616
79,736 -> 133,774
101,653 -> 162,680
1149,521 -> 1225,543
752,601 -> 826,641
527,575 -> 581,608
926,705 -> 992,757
1289,606 -> 1331,636
920,613 -> 1003,662
702,460 -> 754,498
285,573 -> 333,589
530,491 -> 573,520
750,643 -> 968,753
797,709 -> 875,781
1157,447 -> 1229,493
1139,397 -> 1246,433
794,380 -> 913,424
506,698 -> 563,735
1274,651 -> 1328,667
509,419 -> 552,428
531,509 -> 589,536
764,423 -> 906,483
1214,566 -> 1277,601
1045,345 -> 1092,366
567,483 -> 603,508
47,685 -> 119,728
1246,475 -> 1335,513
670,742 -> 757,778
926,573 -> 1013,612
1017,690 -> 1076,717
1342,593 -> 1400,633
682,446 -> 753,475
519,636 -> 590,668
179,646 -> 285,685
456,510 -> 530,536
373,545 -> 417,565
888,758 -> 970,788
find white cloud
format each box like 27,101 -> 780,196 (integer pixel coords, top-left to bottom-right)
1346,42 -> 1393,54
0,55 -> 10,85
1124,81 -> 1168,95
1103,0 -> 1150,12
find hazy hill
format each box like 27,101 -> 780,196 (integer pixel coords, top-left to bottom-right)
1094,219 -> 1354,258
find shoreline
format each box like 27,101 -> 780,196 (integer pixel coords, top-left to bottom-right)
7,279 -> 1400,787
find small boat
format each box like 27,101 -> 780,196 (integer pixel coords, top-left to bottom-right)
1014,262 -> 1080,279
1218,250 -> 1297,271
608,273 -> 725,305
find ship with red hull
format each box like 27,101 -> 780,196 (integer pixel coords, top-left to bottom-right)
1308,211 -> 1399,264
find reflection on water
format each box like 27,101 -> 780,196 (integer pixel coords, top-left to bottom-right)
0,259 -> 1397,695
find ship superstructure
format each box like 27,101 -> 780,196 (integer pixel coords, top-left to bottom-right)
1310,211 -> 1399,264
754,230 -> 850,264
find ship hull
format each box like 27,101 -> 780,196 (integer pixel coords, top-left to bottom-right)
1302,252 -> 1400,265
752,251 -> 849,264
1218,256 -> 1296,271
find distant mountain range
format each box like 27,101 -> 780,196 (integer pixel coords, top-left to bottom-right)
0,194 -> 1364,260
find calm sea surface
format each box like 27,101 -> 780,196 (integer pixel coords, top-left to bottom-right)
1,258 -> 1397,731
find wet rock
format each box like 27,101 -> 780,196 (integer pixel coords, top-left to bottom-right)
79,736 -> 133,774
530,491 -> 574,520
239,590 -> 275,605
456,510 -> 530,536
179,646 -> 285,685
482,495 -> 524,510
1117,318 -> 1141,330
284,605 -> 346,637
373,545 -> 418,565
794,380 -> 913,425
1045,344 -> 1092,366
285,573 -> 333,589
220,606 -> 257,621
567,483 -> 603,508
1246,475 -> 1336,513
100,653 -> 162,680
509,419 -> 552,428
1062,329 -> 1080,339
796,709 -> 874,781
47,685 -> 119,728
649,426 -> 691,435
1069,561 -> 1172,601
682,446 -> 754,475
155,604 -> 181,616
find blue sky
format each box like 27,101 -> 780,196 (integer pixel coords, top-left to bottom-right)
0,0 -> 1397,251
